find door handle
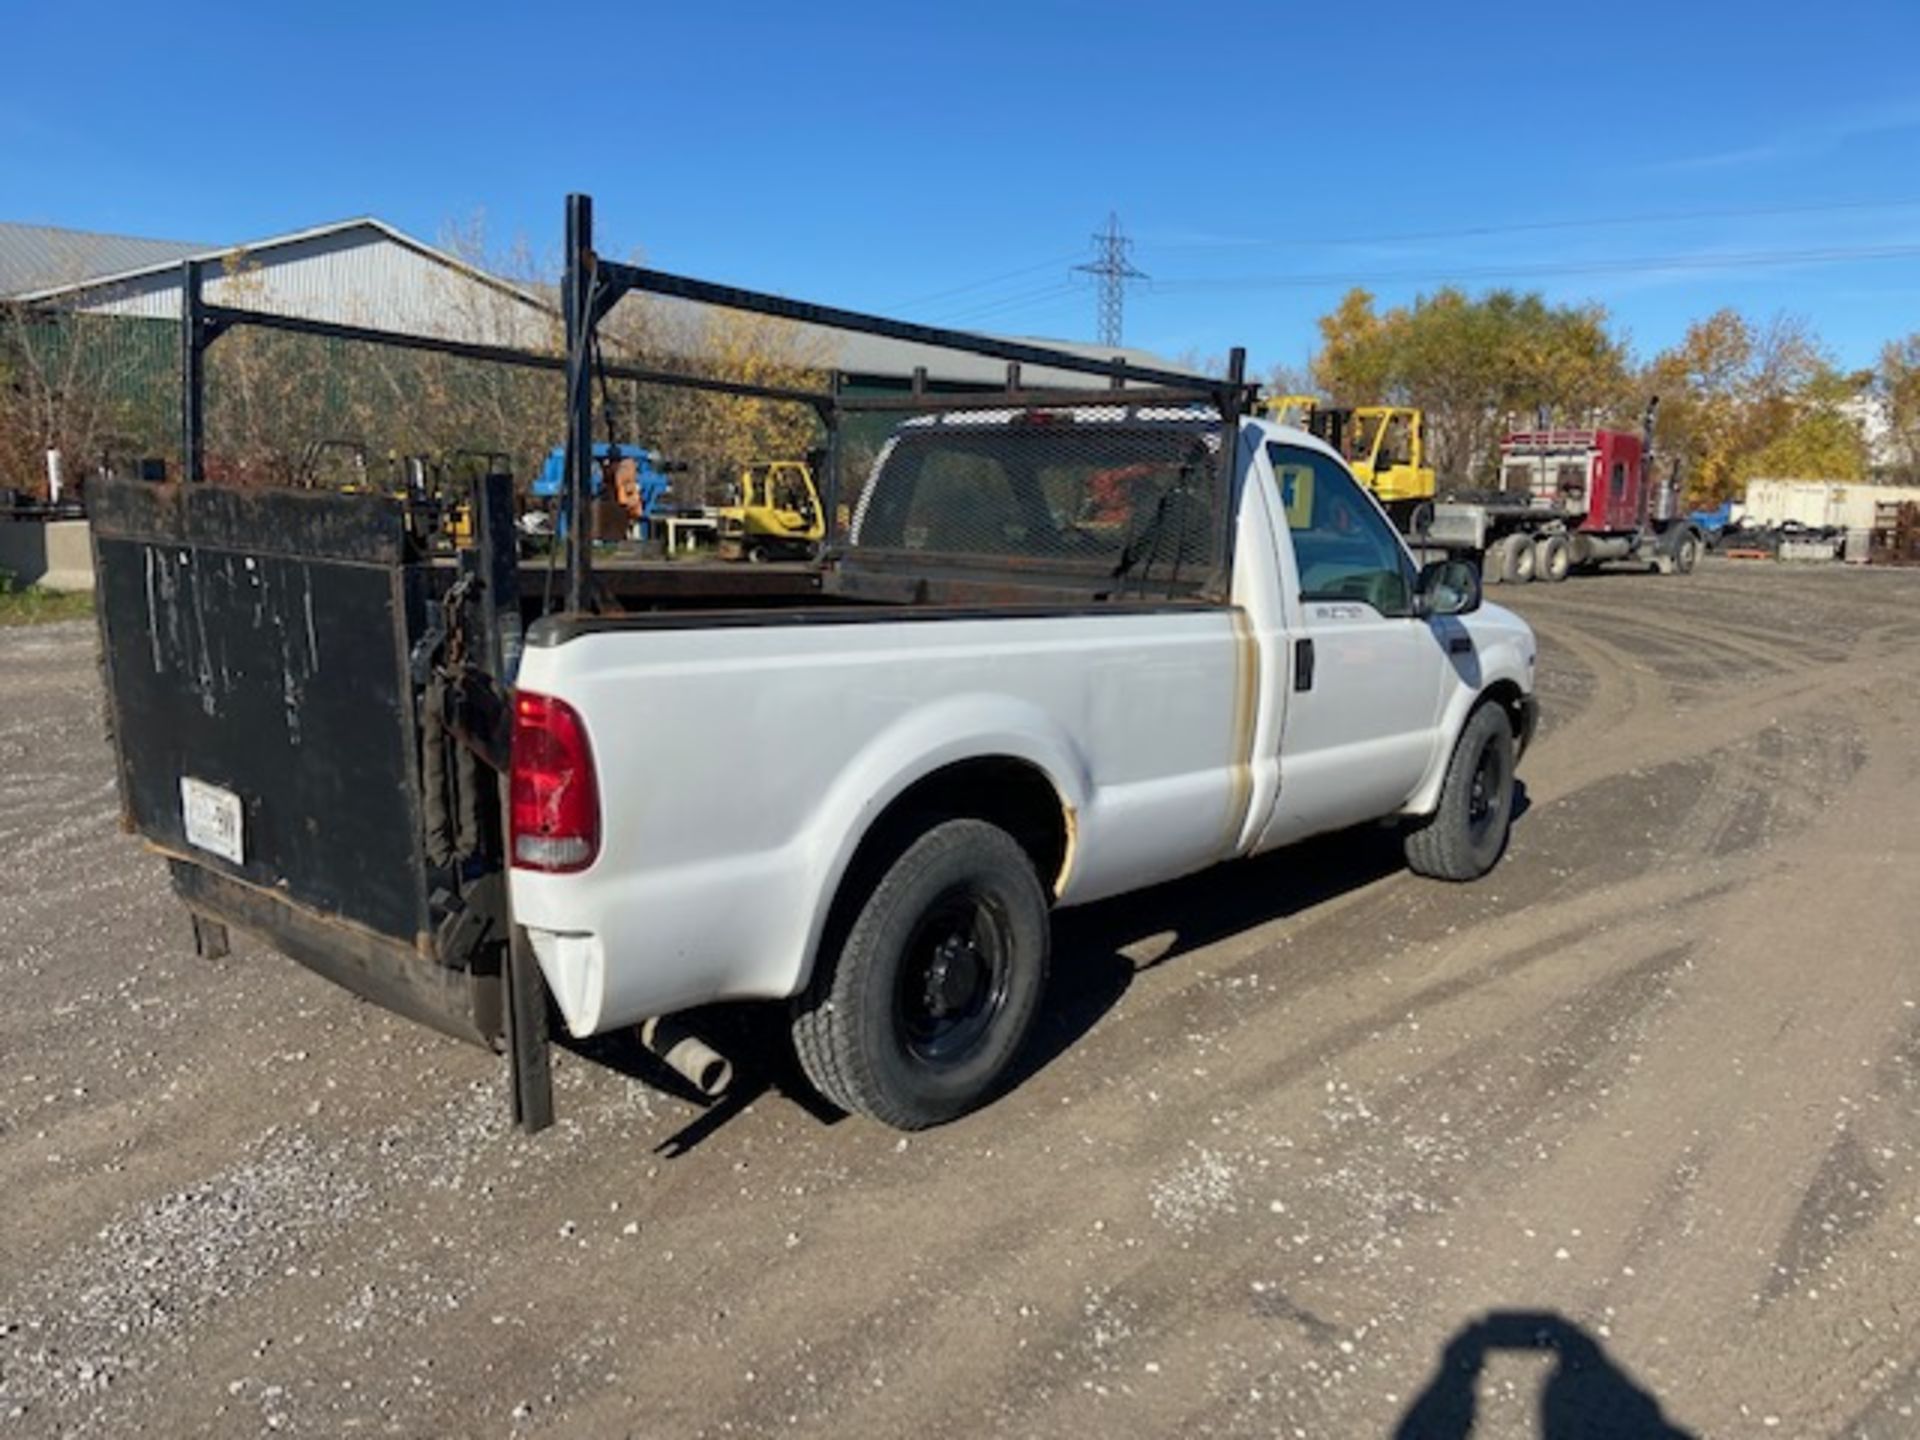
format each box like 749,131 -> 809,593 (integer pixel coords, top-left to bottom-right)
1294,637 -> 1315,692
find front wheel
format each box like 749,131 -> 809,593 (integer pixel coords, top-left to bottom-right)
791,819 -> 1050,1129
1674,531 -> 1701,574
1404,703 -> 1517,881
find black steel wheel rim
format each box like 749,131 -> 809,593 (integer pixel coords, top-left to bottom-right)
1467,735 -> 1505,842
895,885 -> 1014,1067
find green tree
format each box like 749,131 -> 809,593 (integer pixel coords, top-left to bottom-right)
1308,286 -> 1631,482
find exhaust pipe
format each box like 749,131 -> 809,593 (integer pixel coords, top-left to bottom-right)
638,1016 -> 733,1098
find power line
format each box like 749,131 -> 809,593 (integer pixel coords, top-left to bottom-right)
932,280 -> 1083,327
1150,240 -> 1920,293
1150,195 -> 1920,255
884,252 -> 1081,313
1075,213 -> 1146,345
946,290 -> 1088,333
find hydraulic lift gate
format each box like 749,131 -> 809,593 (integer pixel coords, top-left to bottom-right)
88,478 -> 524,1063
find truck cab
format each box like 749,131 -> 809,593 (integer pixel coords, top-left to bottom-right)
1496,426 -> 1647,533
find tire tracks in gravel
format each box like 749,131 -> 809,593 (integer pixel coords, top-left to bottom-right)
561,583 -> 1913,1438
6,571 -> 1920,1438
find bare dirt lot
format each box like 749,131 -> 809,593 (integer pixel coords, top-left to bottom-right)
4,558 -> 1919,1438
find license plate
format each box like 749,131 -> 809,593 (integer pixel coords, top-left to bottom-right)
181,777 -> 245,865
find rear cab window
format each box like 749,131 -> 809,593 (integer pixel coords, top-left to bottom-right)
849,407 -> 1226,594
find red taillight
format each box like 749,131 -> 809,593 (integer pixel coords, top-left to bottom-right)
510,691 -> 600,873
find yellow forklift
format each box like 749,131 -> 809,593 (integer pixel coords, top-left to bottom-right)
715,459 -> 825,562
294,440 -> 482,551
1256,397 -> 1435,527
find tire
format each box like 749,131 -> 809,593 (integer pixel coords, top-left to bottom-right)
1404,702 -> 1517,881
1533,532 -> 1571,583
1674,530 -> 1701,574
790,818 -> 1050,1129
1498,532 -> 1535,584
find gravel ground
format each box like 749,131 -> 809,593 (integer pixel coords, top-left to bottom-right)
3,558 -> 1919,1438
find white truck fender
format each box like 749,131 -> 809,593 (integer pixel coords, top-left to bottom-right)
1403,643 -> 1534,816
788,691 -> 1089,997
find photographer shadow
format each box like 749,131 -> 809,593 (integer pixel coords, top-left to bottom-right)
1396,1310 -> 1693,1439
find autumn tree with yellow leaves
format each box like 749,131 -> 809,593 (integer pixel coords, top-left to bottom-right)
1310,286 -> 1633,484
1876,333 -> 1920,484
1642,310 -> 1867,502
1302,287 -> 1894,501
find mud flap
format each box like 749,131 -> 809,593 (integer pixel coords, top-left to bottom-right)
506,927 -> 554,1131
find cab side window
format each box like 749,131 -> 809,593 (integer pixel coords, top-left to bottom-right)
1268,443 -> 1414,617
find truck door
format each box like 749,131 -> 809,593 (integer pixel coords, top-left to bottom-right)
1256,442 -> 1451,847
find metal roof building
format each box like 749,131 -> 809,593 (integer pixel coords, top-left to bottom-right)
3,218 -> 1200,389
0,222 -> 212,297
4,218 -> 556,349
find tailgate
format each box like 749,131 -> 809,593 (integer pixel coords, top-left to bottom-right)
88,478 -> 508,1046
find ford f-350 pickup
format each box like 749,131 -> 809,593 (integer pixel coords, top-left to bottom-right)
88,202 -> 1534,1133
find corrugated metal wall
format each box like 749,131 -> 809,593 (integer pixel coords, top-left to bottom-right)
71,227 -> 555,349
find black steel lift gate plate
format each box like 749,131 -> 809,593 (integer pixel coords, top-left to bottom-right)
88,478 -> 503,1047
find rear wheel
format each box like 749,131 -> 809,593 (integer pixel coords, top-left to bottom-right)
1404,703 -> 1517,881
1497,532 -> 1535,584
791,819 -> 1050,1129
1534,532 -> 1571,583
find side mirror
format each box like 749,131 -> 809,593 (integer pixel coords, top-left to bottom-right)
1416,557 -> 1481,617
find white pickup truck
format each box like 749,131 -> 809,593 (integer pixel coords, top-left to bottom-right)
87,229 -> 1537,1138
506,407 -> 1537,1128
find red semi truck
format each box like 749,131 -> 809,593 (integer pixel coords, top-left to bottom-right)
1415,401 -> 1704,585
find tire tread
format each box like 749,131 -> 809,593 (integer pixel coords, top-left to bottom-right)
1404,703 -> 1515,882
791,819 -> 1046,1129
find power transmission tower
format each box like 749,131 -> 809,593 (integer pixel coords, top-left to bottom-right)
1075,213 -> 1146,346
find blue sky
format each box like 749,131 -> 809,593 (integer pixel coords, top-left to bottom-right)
5,0 -> 1918,375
